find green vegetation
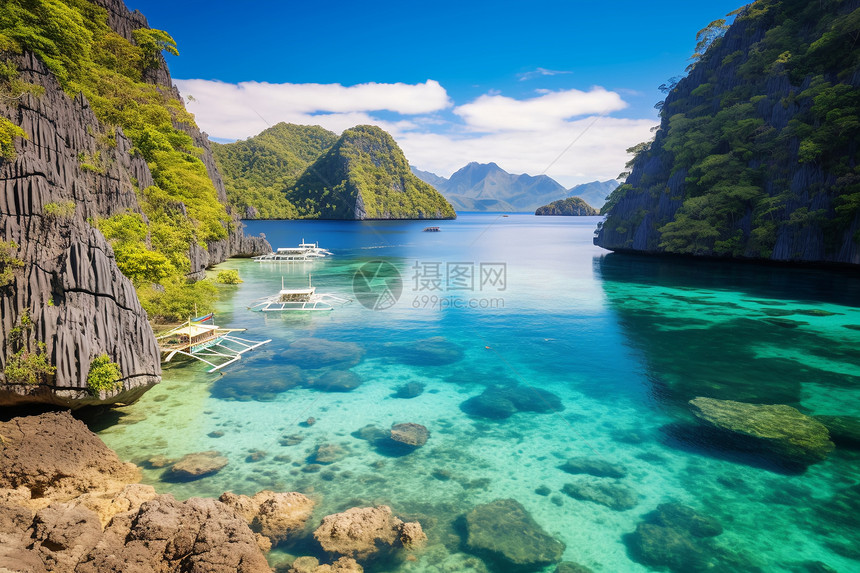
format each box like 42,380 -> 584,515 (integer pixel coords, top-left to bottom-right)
0,240 -> 23,287
43,200 -> 76,218
600,0 -> 860,258
4,341 -> 55,385
0,116 -> 26,159
137,277 -> 217,322
289,125 -> 456,220
0,0 -> 232,320
215,269 -> 242,284
213,123 -> 338,218
535,197 -> 599,216
86,353 -> 122,395
3,310 -> 54,386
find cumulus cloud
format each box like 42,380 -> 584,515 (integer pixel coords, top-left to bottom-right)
397,117 -> 656,188
174,79 -> 450,140
453,87 -> 628,132
174,78 -> 654,186
517,67 -> 573,81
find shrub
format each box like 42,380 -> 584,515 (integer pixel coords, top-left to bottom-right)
86,353 -> 122,395
215,269 -> 242,284
0,241 -> 23,287
4,341 -> 55,385
0,117 -> 26,159
44,200 -> 76,218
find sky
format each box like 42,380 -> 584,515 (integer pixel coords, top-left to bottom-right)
132,0 -> 744,187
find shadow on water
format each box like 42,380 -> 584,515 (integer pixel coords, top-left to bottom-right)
659,422 -> 809,475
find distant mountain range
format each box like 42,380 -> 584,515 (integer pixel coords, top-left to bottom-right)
411,163 -> 618,212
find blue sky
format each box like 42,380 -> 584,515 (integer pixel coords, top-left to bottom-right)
132,0 -> 744,186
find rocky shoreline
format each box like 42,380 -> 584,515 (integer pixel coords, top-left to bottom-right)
0,411 -> 425,573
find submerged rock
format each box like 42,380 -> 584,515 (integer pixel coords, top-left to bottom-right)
165,451 -> 228,481
814,415 -> 860,449
290,556 -> 364,572
390,423 -> 429,447
559,457 -> 627,479
390,336 -> 464,366
461,385 -> 564,420
313,505 -> 426,560
313,443 -> 349,464
555,562 -> 595,573
464,498 -> 565,570
283,338 -> 364,369
391,381 -> 425,399
308,370 -> 363,392
561,479 -> 638,511
689,397 -> 834,465
211,364 -> 305,401
626,503 -> 725,572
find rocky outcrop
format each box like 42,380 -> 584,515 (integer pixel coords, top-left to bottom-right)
689,397 -> 835,465
535,197 -> 598,216
0,411 -> 279,572
313,505 -> 426,561
289,556 -> 363,573
594,0 -> 860,265
220,490 -> 315,545
0,0 -> 269,408
463,498 -> 565,571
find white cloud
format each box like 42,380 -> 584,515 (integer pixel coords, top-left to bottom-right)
397,117 -> 656,188
174,79 -> 450,140
174,78 -> 654,187
517,67 -> 573,81
453,87 -> 628,132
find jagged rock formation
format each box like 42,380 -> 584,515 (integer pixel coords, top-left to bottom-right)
535,197 -> 599,216
0,411 -> 279,572
0,0 -> 269,408
289,125 -> 455,220
595,0 -> 860,264
313,505 -> 426,561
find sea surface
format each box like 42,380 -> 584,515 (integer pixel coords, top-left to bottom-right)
94,213 -> 860,573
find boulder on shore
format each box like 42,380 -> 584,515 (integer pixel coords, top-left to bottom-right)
313,505 -> 426,560
464,498 -> 565,570
689,397 -> 834,465
220,490 -> 316,545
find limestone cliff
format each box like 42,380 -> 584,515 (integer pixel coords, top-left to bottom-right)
0,0 -> 270,408
595,0 -> 860,265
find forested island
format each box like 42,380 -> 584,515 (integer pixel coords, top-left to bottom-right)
535,197 -> 599,216
595,0 -> 860,265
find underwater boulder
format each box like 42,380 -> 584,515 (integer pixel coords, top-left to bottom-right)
555,562 -> 594,573
460,385 -> 563,420
561,479 -> 638,511
312,443 -> 349,464
464,498 -> 565,570
165,451 -> 228,481
460,390 -> 517,419
559,457 -> 627,479
308,370 -> 363,392
628,522 -> 711,572
651,503 -> 723,538
389,336 -> 464,366
503,386 -> 564,413
289,556 -> 364,572
284,338 -> 365,369
689,397 -> 835,465
211,364 -> 306,401
390,423 -> 429,447
391,381 -> 425,399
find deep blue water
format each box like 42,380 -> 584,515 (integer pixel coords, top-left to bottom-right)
97,214 -> 860,573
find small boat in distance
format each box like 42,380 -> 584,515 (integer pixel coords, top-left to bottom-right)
248,275 -> 351,312
253,239 -> 332,263
423,226 -> 441,232
156,313 -> 270,372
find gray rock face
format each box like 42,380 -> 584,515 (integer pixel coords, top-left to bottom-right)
0,0 -> 269,409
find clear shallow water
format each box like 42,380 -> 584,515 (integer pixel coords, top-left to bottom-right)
93,214 -> 860,572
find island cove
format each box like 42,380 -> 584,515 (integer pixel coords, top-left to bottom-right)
0,0 -> 858,572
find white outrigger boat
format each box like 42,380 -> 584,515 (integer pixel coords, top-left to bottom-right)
156,313 -> 271,372
253,239 -> 333,263
248,276 -> 351,312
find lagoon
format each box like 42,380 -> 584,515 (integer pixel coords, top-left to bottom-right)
95,213 -> 860,572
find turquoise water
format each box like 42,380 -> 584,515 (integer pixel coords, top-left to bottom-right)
94,214 -> 860,572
